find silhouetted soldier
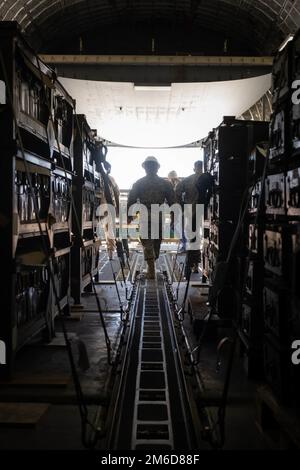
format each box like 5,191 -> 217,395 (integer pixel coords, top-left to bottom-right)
128,156 -> 175,279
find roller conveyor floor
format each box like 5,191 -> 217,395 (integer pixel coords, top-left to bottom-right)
107,258 -> 197,450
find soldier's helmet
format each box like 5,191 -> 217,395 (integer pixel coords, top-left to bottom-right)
142,156 -> 160,169
168,170 -> 178,179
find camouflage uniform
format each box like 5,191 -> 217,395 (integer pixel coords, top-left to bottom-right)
128,175 -> 175,262
168,178 -> 181,191
175,174 -> 200,208
175,173 -> 201,241
175,173 -> 202,270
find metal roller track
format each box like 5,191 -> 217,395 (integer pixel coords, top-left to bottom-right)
107,266 -> 197,450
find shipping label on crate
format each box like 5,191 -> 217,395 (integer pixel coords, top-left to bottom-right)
286,168 -> 300,215
264,228 -> 284,277
265,173 -> 286,216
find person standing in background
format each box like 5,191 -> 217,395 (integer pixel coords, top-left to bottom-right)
175,161 -> 203,211
127,156 -> 175,279
175,161 -> 203,271
168,170 -> 180,190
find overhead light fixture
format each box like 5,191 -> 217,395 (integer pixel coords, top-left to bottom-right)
134,85 -> 172,92
278,33 -> 294,52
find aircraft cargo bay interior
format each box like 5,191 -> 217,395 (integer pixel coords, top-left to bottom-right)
0,1 -> 300,456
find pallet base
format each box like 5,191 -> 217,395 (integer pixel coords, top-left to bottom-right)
256,385 -> 300,449
0,403 -> 49,428
0,373 -> 71,388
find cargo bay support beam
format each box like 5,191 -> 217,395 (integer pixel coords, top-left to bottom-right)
40,55 -> 273,84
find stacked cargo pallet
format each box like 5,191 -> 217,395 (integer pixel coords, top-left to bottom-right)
0,22 -> 76,378
239,142 -> 268,378
71,115 -> 102,305
261,33 -> 300,405
202,118 -> 269,321
0,23 -> 112,379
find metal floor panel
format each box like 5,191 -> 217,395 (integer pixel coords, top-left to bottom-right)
131,282 -> 174,449
109,265 -> 196,450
